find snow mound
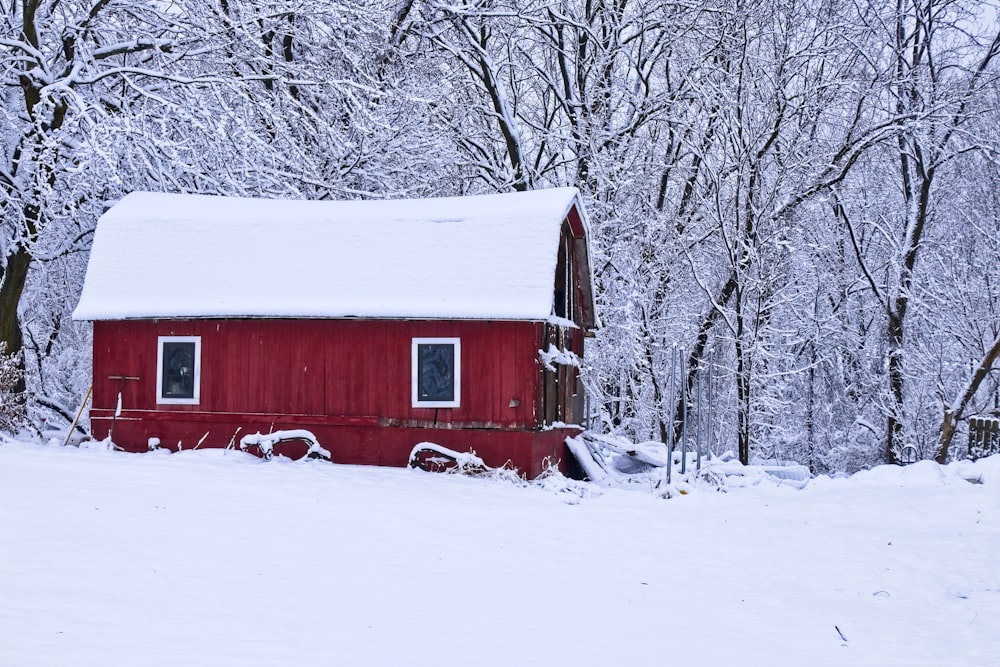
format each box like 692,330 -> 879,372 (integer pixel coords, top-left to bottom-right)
813,455 -> 1000,488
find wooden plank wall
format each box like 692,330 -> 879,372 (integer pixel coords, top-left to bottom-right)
92,318 -> 543,430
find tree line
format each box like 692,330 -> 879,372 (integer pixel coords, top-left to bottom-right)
2,0 -> 999,470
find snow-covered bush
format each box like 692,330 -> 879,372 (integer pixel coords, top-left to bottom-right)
0,343 -> 26,434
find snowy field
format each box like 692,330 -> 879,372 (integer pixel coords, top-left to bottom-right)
1,440 -> 997,667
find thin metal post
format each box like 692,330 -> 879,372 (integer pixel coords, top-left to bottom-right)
680,349 -> 688,475
696,359 -> 703,472
707,347 -> 715,460
666,345 -> 676,484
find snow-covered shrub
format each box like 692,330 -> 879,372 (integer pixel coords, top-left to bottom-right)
0,343 -> 26,434
533,457 -> 601,502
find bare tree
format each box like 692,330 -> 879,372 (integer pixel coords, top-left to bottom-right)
834,0 -> 1000,462
2,0 -> 457,426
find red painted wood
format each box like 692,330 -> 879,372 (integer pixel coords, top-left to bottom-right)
93,413 -> 580,478
93,319 -> 544,424
90,409 -> 379,427
90,307 -> 587,477
566,204 -> 585,237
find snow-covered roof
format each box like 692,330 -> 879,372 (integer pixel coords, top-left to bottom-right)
73,188 -> 588,321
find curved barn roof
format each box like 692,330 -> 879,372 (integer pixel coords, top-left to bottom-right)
73,188 -> 590,322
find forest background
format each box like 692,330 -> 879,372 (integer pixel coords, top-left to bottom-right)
3,0 -> 1000,473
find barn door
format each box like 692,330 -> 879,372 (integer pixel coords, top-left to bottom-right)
541,323 -> 582,426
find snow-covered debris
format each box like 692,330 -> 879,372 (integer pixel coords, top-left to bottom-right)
238,429 -> 330,461
577,432 -> 670,468
704,458 -> 811,489
408,441 -> 597,502
570,432 -> 810,493
544,314 -> 580,329
565,435 -> 609,483
408,442 -> 487,474
538,344 -> 581,371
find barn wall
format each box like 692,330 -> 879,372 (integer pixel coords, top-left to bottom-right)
91,416 -> 580,478
90,318 -> 582,477
93,319 -> 543,425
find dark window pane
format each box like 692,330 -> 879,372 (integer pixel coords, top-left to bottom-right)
417,343 -> 454,402
162,342 -> 196,399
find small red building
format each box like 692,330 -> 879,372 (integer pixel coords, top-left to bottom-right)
73,188 -> 595,477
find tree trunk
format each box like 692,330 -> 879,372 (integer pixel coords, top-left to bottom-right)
0,245 -> 31,396
886,309 -> 905,464
935,333 -> 1000,462
734,287 -> 750,465
672,269 -> 739,445
735,333 -> 751,466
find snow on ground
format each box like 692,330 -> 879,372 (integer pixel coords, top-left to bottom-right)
1,440 -> 997,667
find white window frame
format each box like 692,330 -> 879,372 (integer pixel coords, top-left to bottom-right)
412,337 -> 461,408
156,335 -> 202,405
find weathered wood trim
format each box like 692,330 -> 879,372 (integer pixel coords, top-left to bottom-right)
90,409 -> 379,427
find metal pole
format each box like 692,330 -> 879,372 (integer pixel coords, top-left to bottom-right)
680,348 -> 688,475
666,345 -> 676,484
696,359 -> 703,472
707,347 -> 715,461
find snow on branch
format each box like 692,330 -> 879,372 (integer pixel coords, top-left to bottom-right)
92,38 -> 177,61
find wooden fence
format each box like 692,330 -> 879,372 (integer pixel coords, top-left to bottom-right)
968,416 -> 1000,460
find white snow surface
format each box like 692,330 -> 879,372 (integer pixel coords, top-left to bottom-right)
1,440 -> 998,666
72,188 -> 584,321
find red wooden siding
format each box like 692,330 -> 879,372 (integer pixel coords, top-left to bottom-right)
93,319 -> 540,426
89,318 -> 581,477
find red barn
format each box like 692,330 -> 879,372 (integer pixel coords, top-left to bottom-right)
73,188 -> 596,477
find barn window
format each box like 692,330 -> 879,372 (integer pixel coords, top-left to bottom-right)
412,338 -> 460,408
156,336 -> 201,404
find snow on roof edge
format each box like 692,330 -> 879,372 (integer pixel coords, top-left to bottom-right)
73,187 -> 589,323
